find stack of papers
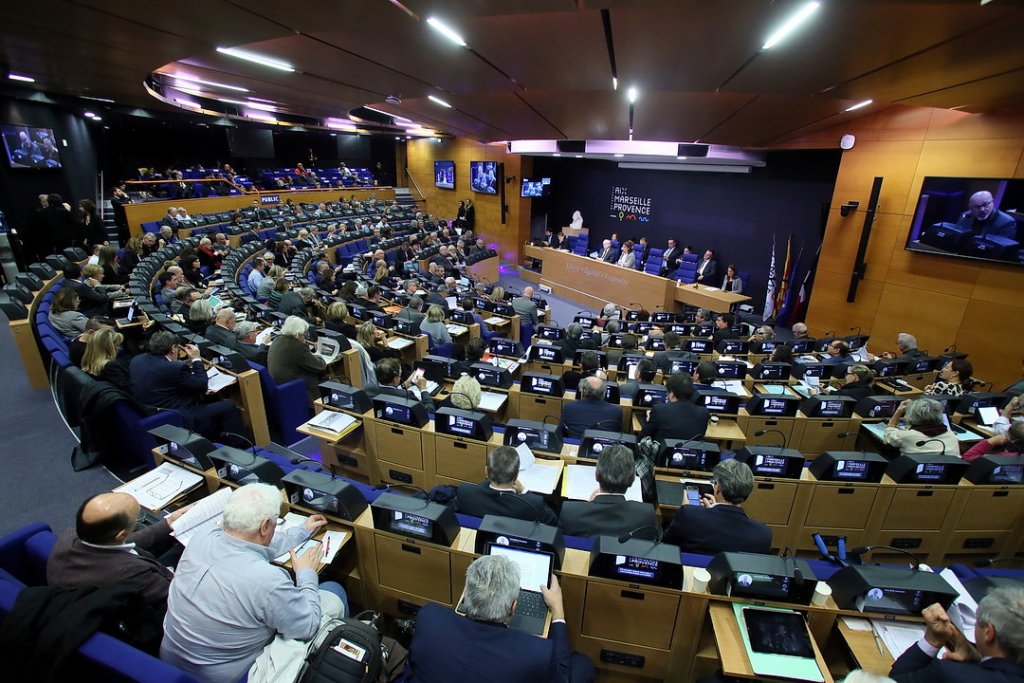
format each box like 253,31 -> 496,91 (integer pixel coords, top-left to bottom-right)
478,391 -> 508,413
484,316 -> 505,325
563,463 -> 642,502
306,410 -> 358,435
273,512 -> 350,566
716,379 -> 746,396
115,462 -> 204,511
255,327 -> 276,346
491,357 -> 520,373
446,324 -> 466,334
206,367 -> 238,393
387,337 -> 414,350
171,487 -> 233,546
515,444 -> 563,495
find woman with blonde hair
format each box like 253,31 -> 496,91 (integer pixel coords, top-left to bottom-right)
420,304 -> 453,347
324,301 -> 357,338
269,275 -> 289,308
257,264 -> 283,300
489,286 -> 505,303
445,374 -> 482,411
81,328 -> 131,392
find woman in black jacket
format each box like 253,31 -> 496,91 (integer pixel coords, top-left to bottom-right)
836,364 -> 876,401
78,198 -> 106,249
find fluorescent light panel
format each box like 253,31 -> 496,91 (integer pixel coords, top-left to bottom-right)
762,1 -> 821,50
219,98 -> 276,112
215,47 -> 294,72
173,75 -> 249,92
81,95 -> 116,103
612,77 -> 618,90
8,73 -> 35,83
426,17 -> 467,47
627,87 -> 638,103
844,99 -> 873,112
428,95 -> 452,108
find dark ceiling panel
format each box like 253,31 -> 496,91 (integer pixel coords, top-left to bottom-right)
702,95 -> 864,147
629,92 -> 758,143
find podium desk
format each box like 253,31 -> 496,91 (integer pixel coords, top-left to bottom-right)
431,431 -> 504,488
673,282 -> 751,312
365,414 -> 435,490
327,348 -> 365,388
207,362 -> 271,445
790,412 -> 862,457
792,472 -> 881,554
736,408 -> 800,449
467,256 -> 498,285
629,415 -> 747,451
522,358 -> 570,377
939,479 -> 1024,564
299,402 -> 372,482
508,384 -> 564,424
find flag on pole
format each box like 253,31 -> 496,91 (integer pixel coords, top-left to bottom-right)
774,234 -> 793,315
763,234 -> 777,322
778,242 -> 804,324
788,243 -> 821,325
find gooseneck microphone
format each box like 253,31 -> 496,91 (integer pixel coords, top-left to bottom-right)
754,429 -> 788,450
849,545 -> 924,570
915,438 -> 951,454
617,525 -> 664,544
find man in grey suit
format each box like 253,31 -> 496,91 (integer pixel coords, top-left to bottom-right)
596,239 -> 616,263
205,309 -> 267,363
397,295 -> 426,326
558,445 -> 656,539
512,286 -> 540,325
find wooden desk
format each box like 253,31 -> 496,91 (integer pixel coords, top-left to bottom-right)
467,256 -> 498,284
837,620 -> 894,675
523,244 -> 678,312
673,282 -> 751,312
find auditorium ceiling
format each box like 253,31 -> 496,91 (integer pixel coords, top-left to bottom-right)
1,0 -> 1023,147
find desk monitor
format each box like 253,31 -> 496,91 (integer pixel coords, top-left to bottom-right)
348,304 -> 369,321
810,451 -> 888,483
843,334 -> 870,351
733,447 -> 805,479
750,340 -> 779,354
435,407 -> 494,442
537,324 -> 564,340
489,337 -> 518,357
963,455 -> 1024,485
520,372 -> 564,397
692,323 -> 715,337
707,552 -> 817,604
372,394 -> 430,428
281,469 -> 369,521
208,446 -> 285,486
588,535 -> 683,589
645,336 -> 666,351
789,339 -> 816,354
886,453 -> 969,485
393,318 -> 418,335
624,309 -> 641,322
503,419 -> 564,455
667,323 -> 689,335
632,384 -> 670,408
574,349 -> 608,369
872,359 -> 908,378
470,362 -> 514,389
714,360 -> 748,380
905,356 -> 940,374
683,337 -> 713,354
659,439 -> 721,471
579,330 -> 601,346
717,339 -> 750,355
854,395 -> 904,419
492,301 -> 514,316
632,321 -> 654,336
955,392 -> 1008,416
618,353 -> 646,379
747,393 -> 801,418
800,395 -> 856,419
475,514 -> 566,569
605,333 -> 624,348
148,424 -> 216,470
204,344 -> 249,373
416,355 -> 460,383
448,309 -> 474,325
695,388 -> 740,415
370,491 -> 460,547
751,361 -> 793,381
370,311 -> 395,329
578,430 -> 637,459
669,357 -> 700,375
573,314 -> 597,328
319,380 -> 372,413
813,338 -> 836,354
649,311 -> 674,324
828,564 -> 958,615
571,380 -> 621,405
529,344 -> 564,364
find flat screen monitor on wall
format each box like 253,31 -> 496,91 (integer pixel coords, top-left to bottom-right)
470,160 -> 498,194
521,177 -> 551,198
1,125 -> 62,168
905,177 -> 1023,267
434,160 -> 455,189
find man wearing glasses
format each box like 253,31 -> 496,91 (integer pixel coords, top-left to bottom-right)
956,190 -> 1017,241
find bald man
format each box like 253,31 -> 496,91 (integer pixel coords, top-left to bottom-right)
47,492 -> 190,608
512,285 -> 540,325
560,376 -> 623,439
957,190 -> 1017,241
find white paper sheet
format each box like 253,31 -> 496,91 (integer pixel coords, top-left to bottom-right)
564,464 -> 642,502
306,410 -> 357,434
871,620 -> 926,659
515,443 -> 562,495
478,391 -> 508,413
115,462 -> 204,511
206,367 -> 238,393
171,487 -> 233,546
387,337 -> 414,350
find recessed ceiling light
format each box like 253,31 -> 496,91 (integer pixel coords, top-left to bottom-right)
627,87 -> 638,103
676,156 -> 688,160
612,77 -> 618,90
614,153 -> 624,158
246,112 -> 278,123
176,100 -> 201,109
216,47 -> 294,72
762,1 -> 820,50
395,136 -> 401,140
428,95 -> 452,108
8,73 -> 35,83
90,116 -> 102,122
83,111 -> 96,118
173,75 -> 249,92
844,99 -> 873,112
553,153 -> 561,157
426,17 -> 467,47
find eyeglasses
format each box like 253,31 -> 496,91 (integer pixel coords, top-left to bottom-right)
709,478 -> 717,488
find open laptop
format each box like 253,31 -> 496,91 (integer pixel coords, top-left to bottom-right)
486,544 -> 553,635
115,303 -> 136,327
976,405 -> 1001,428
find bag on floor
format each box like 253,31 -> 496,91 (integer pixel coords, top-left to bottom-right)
298,611 -> 383,683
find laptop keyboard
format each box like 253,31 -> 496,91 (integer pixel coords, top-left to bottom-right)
517,590 -> 547,619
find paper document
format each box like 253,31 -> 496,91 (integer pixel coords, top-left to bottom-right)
306,410 -> 358,435
484,316 -> 505,325
871,620 -> 926,659
171,487 -> 233,546
446,324 -> 466,335
840,617 -> 872,632
387,337 -> 414,350
940,568 -> 979,640
515,444 -> 562,495
491,357 -> 520,374
563,464 -> 642,502
206,367 -> 238,393
478,391 -> 508,413
255,327 -> 276,345
758,384 -> 790,395
115,462 -> 204,511
717,379 -> 746,396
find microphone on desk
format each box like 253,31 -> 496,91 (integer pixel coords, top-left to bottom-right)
849,326 -> 861,335
781,547 -> 807,590
754,429 -> 788,451
944,344 -> 957,354
974,557 -> 1021,568
848,545 -> 925,571
914,438 -> 952,454
220,431 -> 257,455
617,525 -> 664,545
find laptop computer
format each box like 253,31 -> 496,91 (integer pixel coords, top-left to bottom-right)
115,304 -> 136,327
486,544 -> 553,636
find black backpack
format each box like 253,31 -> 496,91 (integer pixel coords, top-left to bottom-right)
298,612 -> 383,683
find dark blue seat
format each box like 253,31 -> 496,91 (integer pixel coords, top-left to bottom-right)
250,363 -> 311,446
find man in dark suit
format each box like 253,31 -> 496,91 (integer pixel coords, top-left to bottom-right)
889,587 -> 1024,683
652,332 -> 698,376
662,459 -> 772,554
955,190 -> 1018,241
233,321 -> 270,367
881,332 -> 929,362
835,364 -> 876,402
397,296 -> 426,326
512,286 -> 540,326
365,357 -> 434,412
596,239 -> 616,263
661,239 -> 682,277
47,492 -> 187,611
129,331 -> 249,443
695,249 -> 718,283
457,446 -> 559,525
636,236 -> 651,268
402,555 -> 594,683
711,312 -> 739,347
205,309 -> 267,365
559,445 -> 656,539
561,376 -> 622,438
158,207 -> 180,230
277,286 -> 315,322
620,358 -> 657,399
640,374 -> 710,441
561,350 -> 604,395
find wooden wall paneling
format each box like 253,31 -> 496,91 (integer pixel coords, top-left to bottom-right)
817,210 -> 903,285
883,247 -> 981,297
954,301 -> 1024,391
803,271 -> 884,339
868,284 -> 971,359
830,139 -> 924,218
971,266 -> 1024,309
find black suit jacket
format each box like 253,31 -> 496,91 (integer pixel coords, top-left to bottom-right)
560,398 -> 623,438
559,494 -> 656,539
663,503 -> 772,555
696,257 -> 718,282
129,352 -> 207,411
640,399 -> 710,441
836,380 -> 875,402
889,643 -> 1024,683
661,246 -> 681,272
456,482 -> 559,526
652,349 -> 697,376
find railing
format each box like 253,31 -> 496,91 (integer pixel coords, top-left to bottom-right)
405,168 -> 426,204
125,177 -> 253,199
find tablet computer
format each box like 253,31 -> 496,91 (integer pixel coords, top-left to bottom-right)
742,607 -> 815,659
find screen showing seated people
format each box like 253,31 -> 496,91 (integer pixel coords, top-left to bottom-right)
635,388 -> 668,406
856,587 -> 926,615
302,487 -> 340,514
734,574 -> 794,600
521,177 -> 551,198
1,125 -> 62,168
470,160 -> 498,194
511,426 -> 555,451
834,459 -> 870,481
392,510 -> 431,538
434,160 -> 455,189
905,176 -> 1024,267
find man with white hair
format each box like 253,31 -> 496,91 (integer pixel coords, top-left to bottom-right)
956,190 -> 1017,241
597,239 -> 615,263
881,332 -> 928,362
158,207 -> 179,230
401,554 -> 594,682
792,322 -> 811,339
206,308 -> 267,364
161,483 -> 347,683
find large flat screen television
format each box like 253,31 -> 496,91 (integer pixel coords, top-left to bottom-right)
521,177 -> 551,198
905,177 -> 1023,266
434,160 -> 454,189
1,125 -> 62,169
470,160 -> 498,194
